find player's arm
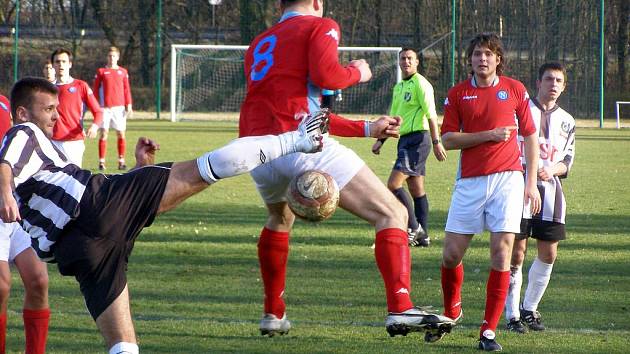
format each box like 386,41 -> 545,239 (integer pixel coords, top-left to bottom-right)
83,84 -> 103,138
418,78 -> 446,161
0,162 -> 19,223
329,113 -> 400,139
523,132 -> 541,214
133,137 -> 159,169
308,19 -> 363,89
92,71 -> 102,103
124,69 -> 133,117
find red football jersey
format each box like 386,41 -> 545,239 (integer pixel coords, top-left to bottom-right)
54,79 -> 103,141
239,14 -> 362,137
441,76 -> 536,178
93,66 -> 132,108
0,95 -> 11,139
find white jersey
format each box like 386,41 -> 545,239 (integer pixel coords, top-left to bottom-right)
518,98 -> 575,223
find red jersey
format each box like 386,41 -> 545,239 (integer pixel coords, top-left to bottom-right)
93,66 -> 132,107
441,76 -> 536,178
239,14 -> 362,137
0,95 -> 11,139
54,78 -> 103,141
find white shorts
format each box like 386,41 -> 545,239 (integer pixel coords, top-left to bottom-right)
0,222 -> 32,263
52,139 -> 85,167
251,136 -> 365,204
100,106 -> 127,131
445,171 -> 524,234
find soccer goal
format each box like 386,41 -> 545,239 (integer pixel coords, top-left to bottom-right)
615,101 -> 630,129
170,45 -> 402,122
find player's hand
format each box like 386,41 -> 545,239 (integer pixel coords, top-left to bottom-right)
432,142 -> 447,161
371,139 -> 384,154
369,116 -> 401,139
537,166 -> 554,182
348,59 -> 372,83
525,181 -> 541,215
134,137 -> 160,168
488,125 -> 517,142
125,105 -> 133,119
0,190 -> 20,223
86,124 -> 99,138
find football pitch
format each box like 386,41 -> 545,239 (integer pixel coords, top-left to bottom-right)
6,120 -> 630,353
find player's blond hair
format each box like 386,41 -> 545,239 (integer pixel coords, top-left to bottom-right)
109,46 -> 120,54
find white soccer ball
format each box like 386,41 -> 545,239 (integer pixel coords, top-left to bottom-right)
287,170 -> 339,222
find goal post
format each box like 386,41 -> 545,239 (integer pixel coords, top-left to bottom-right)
170,44 -> 402,122
615,101 -> 630,129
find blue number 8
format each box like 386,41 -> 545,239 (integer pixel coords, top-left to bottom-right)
251,35 -> 277,81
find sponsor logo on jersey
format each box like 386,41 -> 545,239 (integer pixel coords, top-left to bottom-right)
118,70 -> 123,75
0,102 -> 7,111
325,28 -> 339,43
259,149 -> 267,164
104,71 -> 111,75
68,87 -> 77,93
404,92 -> 412,102
462,95 -> 477,100
497,90 -> 508,100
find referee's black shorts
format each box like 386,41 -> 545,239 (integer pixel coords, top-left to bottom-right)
54,163 -> 172,320
393,131 -> 431,176
516,218 -> 566,242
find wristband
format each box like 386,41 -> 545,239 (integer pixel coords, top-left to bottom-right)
364,120 -> 371,137
432,139 -> 440,145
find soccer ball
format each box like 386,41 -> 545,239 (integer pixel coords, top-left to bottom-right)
287,170 -> 339,222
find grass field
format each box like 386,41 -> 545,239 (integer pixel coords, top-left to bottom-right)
6,120 -> 630,353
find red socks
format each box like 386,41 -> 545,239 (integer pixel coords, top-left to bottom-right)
258,228 -> 289,318
480,269 -> 510,336
441,263 -> 464,319
0,312 -> 6,354
23,308 -> 50,354
98,139 -> 107,161
117,137 -> 126,160
374,228 -> 413,313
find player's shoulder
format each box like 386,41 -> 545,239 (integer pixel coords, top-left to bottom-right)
500,76 -> 527,90
447,79 -> 472,95
0,94 -> 9,107
553,106 -> 576,125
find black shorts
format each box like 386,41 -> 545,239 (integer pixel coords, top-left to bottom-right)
393,131 -> 431,176
54,164 -> 172,320
516,218 -> 566,242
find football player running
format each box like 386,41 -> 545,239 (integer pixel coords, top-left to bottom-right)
239,0 -> 455,338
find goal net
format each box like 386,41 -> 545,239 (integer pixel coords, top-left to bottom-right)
170,45 -> 401,122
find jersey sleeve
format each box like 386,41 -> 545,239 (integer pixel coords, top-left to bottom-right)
308,18 -> 361,89
329,113 -> 366,137
388,85 -> 398,117
417,76 -> 438,119
0,126 -> 40,182
123,68 -> 132,106
93,70 -> 102,103
515,84 -> 536,137
559,119 -> 576,178
82,82 -> 103,125
441,90 -> 460,135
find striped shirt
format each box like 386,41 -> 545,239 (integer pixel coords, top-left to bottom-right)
518,98 -> 576,223
0,122 -> 92,261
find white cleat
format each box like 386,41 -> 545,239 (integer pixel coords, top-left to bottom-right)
295,109 -> 330,153
424,310 -> 463,343
385,306 -> 456,337
260,313 -> 291,337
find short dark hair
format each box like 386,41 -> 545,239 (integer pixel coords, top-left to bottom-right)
280,0 -> 311,6
399,47 -> 419,59
50,48 -> 73,64
10,77 -> 58,119
466,32 -> 505,76
538,62 -> 567,82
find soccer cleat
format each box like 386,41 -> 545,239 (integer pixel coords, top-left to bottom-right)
118,161 -> 127,170
408,225 -> 430,247
520,308 -> 545,331
506,317 -> 528,334
295,109 -> 330,153
478,330 -> 503,352
424,310 -> 462,343
259,313 -> 291,337
386,307 -> 456,337
98,162 -> 106,171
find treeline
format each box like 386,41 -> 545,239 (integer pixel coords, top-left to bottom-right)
0,0 -> 628,117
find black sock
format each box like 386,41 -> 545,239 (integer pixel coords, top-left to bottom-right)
393,188 -> 419,230
414,195 -> 429,233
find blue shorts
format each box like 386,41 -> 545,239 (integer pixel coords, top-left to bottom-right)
393,131 -> 431,176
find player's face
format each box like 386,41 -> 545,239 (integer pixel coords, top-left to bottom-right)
53,53 -> 72,78
399,50 -> 419,78
107,51 -> 119,67
537,69 -> 566,102
18,92 -> 59,138
471,45 -> 500,79
43,64 -> 55,82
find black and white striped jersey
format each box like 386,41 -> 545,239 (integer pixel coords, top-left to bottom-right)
518,99 -> 575,223
0,122 -> 92,261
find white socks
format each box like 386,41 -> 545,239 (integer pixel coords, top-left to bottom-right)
504,265 -> 523,320
197,134 -> 291,184
109,342 -> 139,354
522,257 -> 553,311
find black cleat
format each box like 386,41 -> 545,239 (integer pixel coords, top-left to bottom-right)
478,332 -> 502,351
98,162 -> 106,171
520,308 -> 545,331
424,310 -> 462,343
408,226 -> 430,247
506,318 -> 527,334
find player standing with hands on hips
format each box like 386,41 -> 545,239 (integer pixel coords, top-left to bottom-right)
429,33 -> 541,351
94,46 -> 133,171
504,62 -> 576,334
239,0 -> 455,339
372,47 -> 447,247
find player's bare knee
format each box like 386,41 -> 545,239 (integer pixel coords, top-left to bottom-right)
0,276 -> 10,300
25,271 -> 49,296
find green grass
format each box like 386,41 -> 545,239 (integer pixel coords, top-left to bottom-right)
6,120 -> 630,353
